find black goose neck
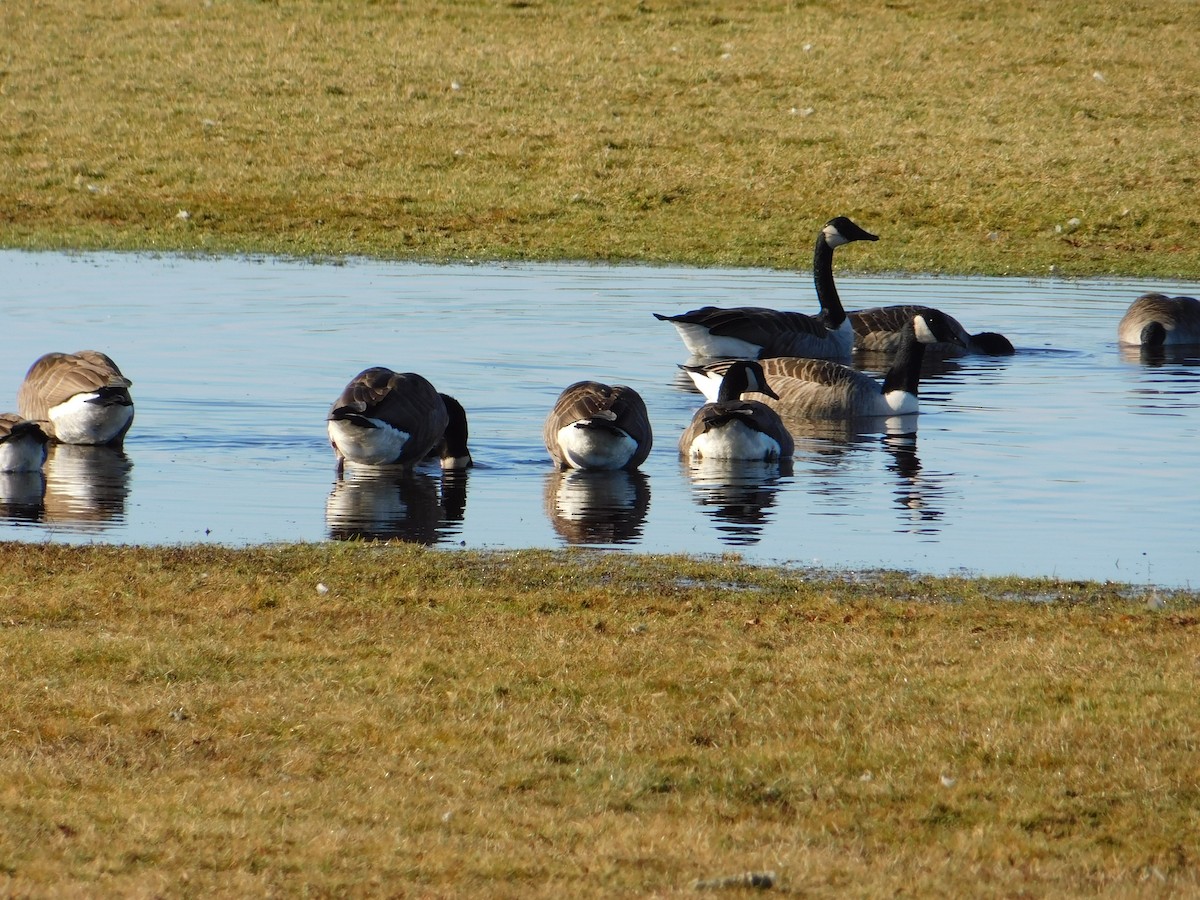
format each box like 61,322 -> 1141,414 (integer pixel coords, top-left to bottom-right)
812,235 -> 844,326
880,327 -> 926,397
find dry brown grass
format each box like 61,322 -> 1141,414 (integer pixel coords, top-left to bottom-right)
2,543 -> 1197,895
2,0 -> 1197,275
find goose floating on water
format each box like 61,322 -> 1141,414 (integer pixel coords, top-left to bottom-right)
543,381 -> 652,471
682,310 -> 967,420
17,351 -> 134,447
654,216 -> 878,360
327,368 -> 471,475
850,304 -> 1014,355
678,360 -> 794,461
1117,293 -> 1200,347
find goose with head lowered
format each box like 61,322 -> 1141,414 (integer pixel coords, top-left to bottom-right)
850,304 -> 1014,355
544,381 -> 652,471
17,351 -> 134,447
681,309 -> 967,419
1117,293 -> 1200,347
654,216 -> 878,360
679,360 -> 794,461
327,368 -> 471,475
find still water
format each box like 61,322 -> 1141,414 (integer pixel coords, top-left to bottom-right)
2,252 -> 1197,587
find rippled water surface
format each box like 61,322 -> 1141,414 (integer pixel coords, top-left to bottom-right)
2,252 -> 1198,586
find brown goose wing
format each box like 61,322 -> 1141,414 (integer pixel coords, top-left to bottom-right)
17,351 -> 133,422
658,306 -> 830,345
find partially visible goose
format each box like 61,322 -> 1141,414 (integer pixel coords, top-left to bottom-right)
682,310 -> 967,419
654,216 -> 878,360
1117,293 -> 1200,347
0,413 -> 50,473
679,360 -> 794,461
328,368 -> 470,474
850,304 -> 1014,355
430,393 -> 473,471
544,381 -> 652,471
17,351 -> 134,446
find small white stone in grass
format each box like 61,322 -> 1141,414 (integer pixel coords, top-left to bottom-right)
859,771 -> 873,782
176,209 -> 191,220
316,582 -> 329,595
940,774 -> 957,788
1093,70 -> 1106,82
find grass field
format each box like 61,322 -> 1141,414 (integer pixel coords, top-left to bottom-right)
1,544 -> 1198,896
3,1 -> 1200,895
2,0 -> 1198,275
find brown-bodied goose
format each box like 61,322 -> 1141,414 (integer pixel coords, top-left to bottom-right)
543,381 -> 652,471
678,360 -> 794,461
653,216 -> 878,360
0,413 -> 50,473
850,304 -> 1014,355
682,310 -> 967,419
1117,293 -> 1200,347
327,368 -> 471,474
17,351 -> 134,446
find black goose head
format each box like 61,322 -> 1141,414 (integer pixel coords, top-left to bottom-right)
912,309 -> 969,348
822,216 -> 879,248
717,360 -> 780,403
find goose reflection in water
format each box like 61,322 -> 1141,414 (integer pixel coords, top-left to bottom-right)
881,429 -> 947,535
326,468 -> 468,544
43,444 -> 132,531
0,471 -> 47,523
682,458 -> 792,546
781,413 -> 949,536
544,468 -> 650,545
1119,343 -> 1200,369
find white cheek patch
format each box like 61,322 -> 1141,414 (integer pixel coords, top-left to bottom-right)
48,394 -> 133,445
913,315 -> 938,344
328,418 -> 411,466
823,223 -> 850,247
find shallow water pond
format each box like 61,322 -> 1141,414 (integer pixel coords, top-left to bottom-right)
2,251 -> 1197,587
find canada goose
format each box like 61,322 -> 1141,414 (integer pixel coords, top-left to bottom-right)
682,310 -> 967,419
1117,293 -> 1200,346
850,305 -> 1014,355
328,368 -> 469,474
678,360 -> 795,461
0,413 -> 50,473
17,351 -> 134,446
543,381 -> 653,471
653,216 -> 878,360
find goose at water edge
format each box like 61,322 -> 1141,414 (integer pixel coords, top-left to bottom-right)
327,367 -> 472,475
850,304 -> 1014,355
543,381 -> 652,471
678,360 -> 795,461
653,216 -> 878,360
1117,293 -> 1200,347
17,351 -> 134,447
681,309 -> 967,419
